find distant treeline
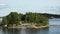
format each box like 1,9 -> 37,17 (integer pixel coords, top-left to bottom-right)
1,12 -> 49,26
39,13 -> 60,19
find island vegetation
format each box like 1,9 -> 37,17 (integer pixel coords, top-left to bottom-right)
1,12 -> 49,29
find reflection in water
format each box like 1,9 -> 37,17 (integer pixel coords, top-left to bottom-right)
2,28 -> 20,34
2,27 -> 49,34
26,28 -> 49,34
1,26 -> 60,34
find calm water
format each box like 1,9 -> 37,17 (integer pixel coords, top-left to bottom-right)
0,19 -> 60,34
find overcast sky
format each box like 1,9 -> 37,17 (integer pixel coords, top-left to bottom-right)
0,0 -> 60,17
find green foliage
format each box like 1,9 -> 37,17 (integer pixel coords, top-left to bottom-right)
2,17 -> 8,25
24,12 -> 48,26
8,12 -> 20,24
2,12 -> 20,26
19,13 -> 23,21
2,12 -> 49,26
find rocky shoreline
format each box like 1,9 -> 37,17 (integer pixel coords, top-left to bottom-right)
0,23 -> 49,29
6,25 -> 49,29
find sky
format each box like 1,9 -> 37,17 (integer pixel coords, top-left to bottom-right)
0,0 -> 60,17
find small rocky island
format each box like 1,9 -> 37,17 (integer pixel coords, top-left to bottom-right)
1,12 -> 49,29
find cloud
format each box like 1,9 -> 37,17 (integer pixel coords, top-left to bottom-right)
43,7 -> 60,14
0,4 -> 8,9
0,4 -> 7,6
